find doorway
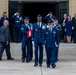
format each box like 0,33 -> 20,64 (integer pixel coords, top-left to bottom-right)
22,2 -> 59,23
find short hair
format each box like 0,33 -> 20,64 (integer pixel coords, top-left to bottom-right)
3,12 -> 7,14
64,14 -> 67,17
68,15 -> 71,17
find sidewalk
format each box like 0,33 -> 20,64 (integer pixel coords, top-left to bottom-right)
0,43 -> 76,75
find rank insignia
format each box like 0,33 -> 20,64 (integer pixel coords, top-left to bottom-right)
20,17 -> 22,20
53,31 -> 56,34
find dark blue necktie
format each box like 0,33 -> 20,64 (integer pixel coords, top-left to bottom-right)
49,28 -> 52,32
38,22 -> 41,28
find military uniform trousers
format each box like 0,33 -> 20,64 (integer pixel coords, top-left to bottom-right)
46,47 -> 56,67
74,28 -> 76,43
34,42 -> 43,65
55,44 -> 59,62
30,41 -> 33,61
14,26 -> 21,43
22,38 -> 31,61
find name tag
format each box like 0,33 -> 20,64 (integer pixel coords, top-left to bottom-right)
35,29 -> 37,31
46,32 -> 48,34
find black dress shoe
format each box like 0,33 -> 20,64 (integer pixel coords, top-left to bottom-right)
57,59 -> 59,61
0,58 -> 2,61
26,60 -> 30,63
52,64 -> 56,68
39,64 -> 42,67
47,65 -> 50,68
7,58 -> 14,60
34,64 -> 38,67
73,41 -> 76,43
22,59 -> 25,62
30,59 -> 32,61
55,59 -> 59,63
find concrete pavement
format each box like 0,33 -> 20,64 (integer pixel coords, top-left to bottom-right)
0,43 -> 76,75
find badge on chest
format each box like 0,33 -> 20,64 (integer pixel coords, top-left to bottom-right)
35,29 -> 37,31
46,32 -> 49,34
21,28 -> 24,30
42,25 -> 46,30
53,30 -> 56,36
19,17 -> 22,20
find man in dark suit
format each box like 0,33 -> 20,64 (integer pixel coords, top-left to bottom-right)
44,12 -> 54,23
53,17 -> 61,62
0,12 -> 9,25
0,20 -> 14,60
33,14 -> 46,67
12,11 -> 22,43
61,14 -> 67,42
72,13 -> 76,43
21,16 -> 32,63
42,21 -> 59,68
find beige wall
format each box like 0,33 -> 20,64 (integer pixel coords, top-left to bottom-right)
0,0 -> 8,17
69,0 -> 76,17
10,0 -> 68,1
0,0 -> 76,18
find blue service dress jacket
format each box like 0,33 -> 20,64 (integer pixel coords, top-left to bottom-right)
42,27 -> 59,48
33,22 -> 46,43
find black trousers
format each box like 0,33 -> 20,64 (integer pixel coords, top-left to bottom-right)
74,28 -> 76,42
0,42 -> 12,59
30,41 -> 33,61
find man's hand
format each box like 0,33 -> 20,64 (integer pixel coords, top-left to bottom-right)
47,14 -> 50,17
6,41 -> 9,45
72,27 -> 74,30
43,45 -> 45,48
65,28 -> 66,32
56,44 -> 58,47
14,13 -> 17,16
55,42 -> 58,47
32,41 -> 34,45
62,23 -> 65,26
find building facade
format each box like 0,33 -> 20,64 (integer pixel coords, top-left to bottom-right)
0,0 -> 76,21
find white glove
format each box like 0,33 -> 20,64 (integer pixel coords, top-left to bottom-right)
55,42 -> 58,47
32,41 -> 34,45
72,27 -> 74,30
14,13 -> 17,16
47,14 -> 50,17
